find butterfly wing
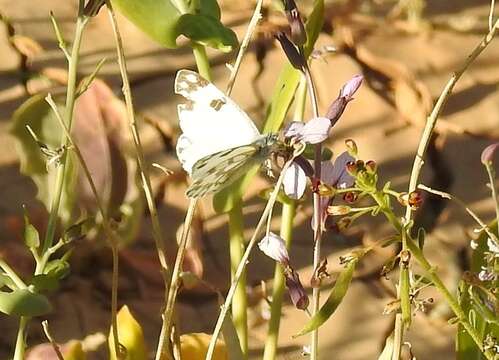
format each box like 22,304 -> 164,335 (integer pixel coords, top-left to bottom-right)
186,144 -> 264,198
175,70 -> 261,174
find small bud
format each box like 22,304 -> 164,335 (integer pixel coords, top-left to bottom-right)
340,75 -> 363,100
325,75 -> 363,126
365,160 -> 377,174
310,258 -> 329,288
355,160 -> 365,170
481,142 -> 499,165
258,232 -> 290,265
342,191 -> 358,204
284,0 -> 307,46
408,191 -> 423,210
285,269 -> 309,310
336,217 -> 352,231
275,32 -> 305,70
345,161 -> 358,176
318,183 -> 336,197
327,205 -> 351,216
399,250 -> 411,267
345,139 -> 358,157
83,0 -> 105,17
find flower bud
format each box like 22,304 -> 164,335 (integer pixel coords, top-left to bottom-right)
83,0 -> 105,17
336,217 -> 352,231
345,139 -> 358,157
318,183 -> 336,197
327,205 -> 351,216
258,232 -> 290,265
342,191 -> 358,203
325,75 -> 363,126
285,269 -> 309,310
283,0 -> 307,46
345,161 -> 358,176
408,191 -> 423,210
365,160 -> 377,174
275,32 -> 305,70
481,142 -> 499,165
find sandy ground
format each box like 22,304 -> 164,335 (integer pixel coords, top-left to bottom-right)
0,0 -> 498,359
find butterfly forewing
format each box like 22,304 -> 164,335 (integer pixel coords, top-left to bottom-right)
175,70 -> 261,174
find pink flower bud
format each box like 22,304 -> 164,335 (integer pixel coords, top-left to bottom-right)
285,269 -> 309,310
481,143 -> 499,165
258,233 -> 290,265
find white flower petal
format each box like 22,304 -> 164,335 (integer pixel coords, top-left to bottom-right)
258,232 -> 290,264
298,117 -> 331,144
283,162 -> 307,199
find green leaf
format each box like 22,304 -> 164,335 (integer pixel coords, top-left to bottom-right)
10,95 -> 78,225
30,274 -> 59,292
0,273 -> 15,290
111,0 -> 236,52
23,209 -> 40,249
111,0 -> 181,48
302,144 -> 333,161
188,0 -> 221,19
0,289 -> 52,316
221,310 -> 244,360
303,0 -> 325,57
296,258 -> 358,336
44,259 -> 70,280
213,0 -> 325,213
63,218 -> 94,244
176,14 -> 238,53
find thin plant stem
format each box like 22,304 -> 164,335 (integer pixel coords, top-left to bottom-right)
263,201 -> 296,360
206,153 -> 301,360
228,207 -> 248,357
263,73 -> 307,359
156,198 -> 198,360
225,0 -> 264,95
489,0 -> 496,32
13,316 -> 29,360
45,94 -> 123,359
42,320 -> 65,360
417,184 -> 499,246
105,5 -> 173,357
40,12 -> 88,263
391,17 -> 499,357
485,163 -> 499,231
192,43 -> 212,81
0,259 -> 27,289
304,62 -> 322,360
374,189 -> 495,359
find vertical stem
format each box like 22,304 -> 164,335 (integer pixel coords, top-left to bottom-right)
263,201 -> 296,360
206,158 -> 298,360
40,14 -> 87,263
304,63 -> 321,360
13,316 -> 29,360
229,206 -> 248,357
485,163 -> 499,228
192,43 -> 212,80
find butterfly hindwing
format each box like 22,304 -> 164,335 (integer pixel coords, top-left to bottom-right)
186,144 -> 261,198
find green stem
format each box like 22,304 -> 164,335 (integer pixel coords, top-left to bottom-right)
13,316 -> 29,360
192,43 -> 212,80
206,155 -> 300,360
229,205 -> 248,357
263,201 -> 296,360
0,259 -> 27,289
485,163 -> 499,231
406,240 -> 495,360
39,14 -> 88,268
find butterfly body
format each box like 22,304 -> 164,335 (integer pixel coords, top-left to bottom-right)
175,70 -> 279,198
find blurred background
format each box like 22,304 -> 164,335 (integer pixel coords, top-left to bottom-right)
0,0 -> 498,359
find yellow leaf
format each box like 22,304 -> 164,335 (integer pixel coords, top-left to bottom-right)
179,333 -> 228,360
109,305 -> 147,360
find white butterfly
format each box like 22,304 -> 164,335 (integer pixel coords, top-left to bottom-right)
175,70 -> 277,198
